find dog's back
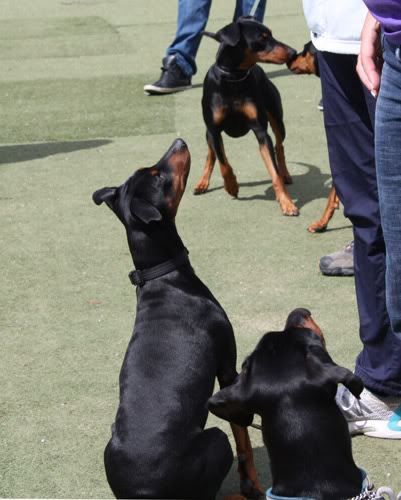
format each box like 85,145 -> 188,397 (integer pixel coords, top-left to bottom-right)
104,269 -> 235,498
209,320 -> 365,500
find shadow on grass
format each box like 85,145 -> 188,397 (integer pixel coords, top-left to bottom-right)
265,68 -> 293,79
200,162 -> 334,210
0,139 -> 112,165
220,445 -> 272,498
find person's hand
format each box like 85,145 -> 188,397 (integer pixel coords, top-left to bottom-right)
357,11 -> 383,97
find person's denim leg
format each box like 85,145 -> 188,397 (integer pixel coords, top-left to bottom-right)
166,0 -> 212,77
376,37 -> 401,341
233,0 -> 267,22
318,50 -> 401,396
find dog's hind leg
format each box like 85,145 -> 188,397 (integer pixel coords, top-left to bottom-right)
190,427 -> 234,500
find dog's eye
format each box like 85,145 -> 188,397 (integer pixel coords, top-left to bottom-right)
150,170 -> 164,182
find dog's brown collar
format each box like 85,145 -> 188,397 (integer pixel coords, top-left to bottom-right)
129,248 -> 190,287
216,64 -> 251,82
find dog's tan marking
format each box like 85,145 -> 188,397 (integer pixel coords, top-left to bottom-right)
297,315 -> 326,347
213,106 -> 227,125
236,102 -> 258,121
257,46 -> 291,64
288,52 -> 316,75
167,150 -> 190,215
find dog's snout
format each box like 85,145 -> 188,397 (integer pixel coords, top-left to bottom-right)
172,138 -> 188,152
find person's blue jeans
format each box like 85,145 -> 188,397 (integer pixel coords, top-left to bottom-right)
376,37 -> 401,341
318,50 -> 401,396
166,0 -> 267,77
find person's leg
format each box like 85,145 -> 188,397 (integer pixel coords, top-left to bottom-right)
166,0 -> 212,77
144,0 -> 212,94
317,50 -> 401,396
375,37 -> 401,342
233,0 -> 267,22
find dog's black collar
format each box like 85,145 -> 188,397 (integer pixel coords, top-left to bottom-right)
129,248 -> 190,287
216,64 -> 251,82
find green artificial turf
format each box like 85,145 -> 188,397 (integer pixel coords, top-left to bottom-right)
1,1 -> 400,498
0,17 -> 128,59
0,75 -> 175,143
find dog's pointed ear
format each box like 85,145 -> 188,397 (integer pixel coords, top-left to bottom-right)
93,187 -> 118,209
306,344 -> 364,399
215,22 -> 241,47
130,198 -> 162,224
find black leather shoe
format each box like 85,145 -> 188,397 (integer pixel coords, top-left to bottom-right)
144,56 -> 192,95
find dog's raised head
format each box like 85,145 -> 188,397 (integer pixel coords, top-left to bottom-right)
208,308 -> 363,427
287,40 -> 320,76
93,138 -> 190,227
204,16 -> 296,69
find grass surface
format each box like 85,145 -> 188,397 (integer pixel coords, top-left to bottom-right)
1,0 -> 400,498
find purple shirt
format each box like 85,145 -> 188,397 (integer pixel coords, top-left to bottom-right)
364,0 -> 401,44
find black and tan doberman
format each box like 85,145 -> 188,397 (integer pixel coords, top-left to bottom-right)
209,308 -> 369,500
93,139 -> 263,500
194,16 -> 299,216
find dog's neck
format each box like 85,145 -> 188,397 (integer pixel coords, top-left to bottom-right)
261,403 -> 363,500
127,222 -> 186,271
215,45 -> 252,82
215,63 -> 251,82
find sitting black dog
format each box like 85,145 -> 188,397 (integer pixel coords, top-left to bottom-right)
208,308 -> 368,500
93,139 -> 263,499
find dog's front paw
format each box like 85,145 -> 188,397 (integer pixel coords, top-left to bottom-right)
240,478 -> 265,500
280,199 -> 299,216
193,180 -> 209,195
308,220 -> 327,232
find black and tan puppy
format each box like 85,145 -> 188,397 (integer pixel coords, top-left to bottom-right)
208,308 -> 366,500
194,16 -> 299,216
287,40 -> 320,77
287,42 -> 341,233
93,139 -> 263,500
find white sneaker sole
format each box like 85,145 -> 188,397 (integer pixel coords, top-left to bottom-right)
349,419 -> 401,439
143,83 -> 192,95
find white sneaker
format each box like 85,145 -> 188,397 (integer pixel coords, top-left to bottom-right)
377,487 -> 401,500
336,386 -> 401,439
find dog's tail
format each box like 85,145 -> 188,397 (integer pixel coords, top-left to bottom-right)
202,30 -> 219,41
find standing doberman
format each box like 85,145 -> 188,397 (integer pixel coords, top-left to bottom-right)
194,16 -> 298,216
93,139 -> 263,500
